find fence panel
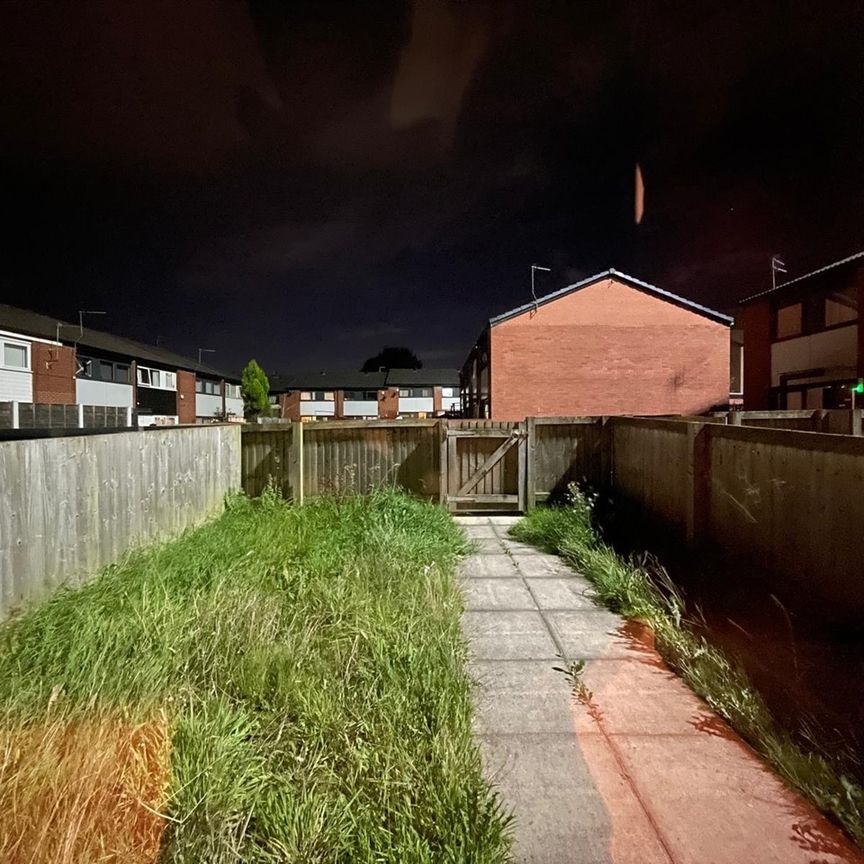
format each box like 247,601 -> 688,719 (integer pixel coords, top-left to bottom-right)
530,417 -> 606,505
241,425 -> 299,499
0,424 -> 241,620
303,420 -> 440,499
610,418 -> 691,532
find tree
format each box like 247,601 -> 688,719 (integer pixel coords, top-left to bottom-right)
361,346 -> 422,372
241,359 -> 270,419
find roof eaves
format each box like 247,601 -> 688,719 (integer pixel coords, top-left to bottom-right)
488,268 -> 733,326
739,250 -> 864,304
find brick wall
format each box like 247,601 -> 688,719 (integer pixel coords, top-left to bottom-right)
31,343 -> 76,404
741,300 -> 773,409
277,392 -> 300,420
176,371 -> 196,423
379,387 -> 398,419
490,277 -> 731,420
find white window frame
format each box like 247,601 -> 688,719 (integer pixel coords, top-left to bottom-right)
225,383 -> 241,399
1,338 -> 31,372
137,365 -> 177,391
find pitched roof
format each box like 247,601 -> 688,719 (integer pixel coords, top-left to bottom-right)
0,303 -> 239,380
738,251 -> 864,305
269,370 -> 388,392
269,367 -> 460,392
385,368 -> 460,387
488,268 -> 734,326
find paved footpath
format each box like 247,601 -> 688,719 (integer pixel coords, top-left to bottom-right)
457,514 -> 864,864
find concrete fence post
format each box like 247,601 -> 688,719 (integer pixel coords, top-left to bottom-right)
853,409 -> 864,436
11,401 -> 19,430
78,403 -> 85,428
728,411 -> 742,426
126,406 -> 133,428
685,422 -> 710,548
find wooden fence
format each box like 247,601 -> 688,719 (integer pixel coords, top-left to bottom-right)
241,416 -> 864,621
707,409 -> 863,436
0,401 -> 133,430
0,424 -> 241,619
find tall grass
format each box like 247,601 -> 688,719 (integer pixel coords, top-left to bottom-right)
0,488 -> 511,863
512,485 -> 864,849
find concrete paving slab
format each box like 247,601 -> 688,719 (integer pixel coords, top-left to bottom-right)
463,578 -> 537,611
454,515 -> 493,525
462,610 -> 559,660
471,537 -> 508,554
458,554 -> 520,579
514,554 -> 578,578
611,733 -> 862,863
578,657 -> 718,736
527,577 -> 598,610
469,660 -> 576,734
546,610 -> 637,660
500,538 -> 541,555
478,732 -> 673,864
462,525 -> 501,539
488,515 -> 522,527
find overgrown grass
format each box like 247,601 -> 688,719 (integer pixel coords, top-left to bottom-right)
0,487 -> 511,863
512,485 -> 864,849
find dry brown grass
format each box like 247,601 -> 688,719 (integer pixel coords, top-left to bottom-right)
0,708 -> 171,864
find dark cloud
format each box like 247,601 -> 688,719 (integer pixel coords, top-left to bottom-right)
1,0 -> 862,374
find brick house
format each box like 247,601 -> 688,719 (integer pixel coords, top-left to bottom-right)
461,269 -> 732,420
0,304 -> 243,428
270,369 -> 460,421
738,251 -> 864,410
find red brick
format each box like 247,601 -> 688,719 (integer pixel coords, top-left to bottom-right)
740,299 -> 772,409
488,277 -> 730,420
176,370 -> 196,423
31,343 -> 76,404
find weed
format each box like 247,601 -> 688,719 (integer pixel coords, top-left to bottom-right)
512,483 -> 864,849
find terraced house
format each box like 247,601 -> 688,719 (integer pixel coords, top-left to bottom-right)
739,251 -> 864,410
270,368 -> 461,421
0,304 -> 243,430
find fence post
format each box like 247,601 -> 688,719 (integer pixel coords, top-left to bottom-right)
78,403 -> 85,428
438,420 -> 448,507
853,409 -> 864,436
289,421 -> 304,504
11,401 -> 18,430
685,422 -> 710,548
525,416 -> 536,511
728,411 -> 742,426
599,416 -> 612,490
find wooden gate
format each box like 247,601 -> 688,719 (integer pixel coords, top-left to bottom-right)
440,420 -> 527,512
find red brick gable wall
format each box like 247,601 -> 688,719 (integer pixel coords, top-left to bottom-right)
31,343 -> 77,404
176,370 -> 196,423
490,277 -> 730,420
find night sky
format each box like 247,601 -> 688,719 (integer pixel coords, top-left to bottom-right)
2,0 -> 863,374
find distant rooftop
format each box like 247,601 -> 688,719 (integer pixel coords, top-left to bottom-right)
270,368 -> 459,392
0,303 -> 239,380
739,251 -> 864,304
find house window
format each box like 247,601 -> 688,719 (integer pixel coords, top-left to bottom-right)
137,365 -> 177,391
398,387 -> 433,398
825,297 -> 857,327
78,355 -> 130,384
345,390 -> 378,400
729,331 -> 744,396
196,379 -> 221,395
2,340 -> 30,371
441,387 -> 458,399
300,390 -> 333,401
225,383 -> 241,399
775,303 -> 802,339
